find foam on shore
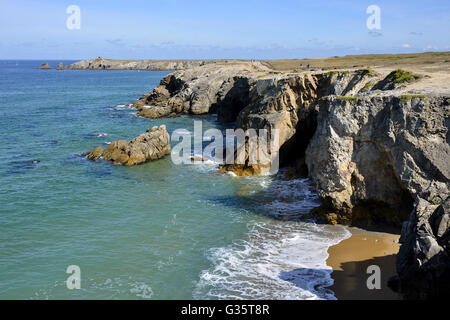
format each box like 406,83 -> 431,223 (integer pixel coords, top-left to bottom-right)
194,173 -> 351,300
194,220 -> 350,300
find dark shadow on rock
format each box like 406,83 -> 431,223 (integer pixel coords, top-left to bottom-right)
280,254 -> 403,300
279,268 -> 336,300
215,77 -> 250,123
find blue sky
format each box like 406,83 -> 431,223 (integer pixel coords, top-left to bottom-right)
0,0 -> 449,59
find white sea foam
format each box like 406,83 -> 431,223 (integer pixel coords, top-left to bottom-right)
95,132 -> 108,137
194,173 -> 351,300
187,153 -> 222,174
194,220 -> 350,300
109,104 -> 131,110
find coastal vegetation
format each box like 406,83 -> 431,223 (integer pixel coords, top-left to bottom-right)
264,51 -> 450,71
400,94 -> 427,102
387,69 -> 422,84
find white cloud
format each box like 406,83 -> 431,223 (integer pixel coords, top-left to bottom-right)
401,44 -> 411,48
426,45 -> 438,50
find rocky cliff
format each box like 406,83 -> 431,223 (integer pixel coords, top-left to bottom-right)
129,64 -> 449,226
306,95 -> 449,225
114,62 -> 449,297
127,61 -> 271,118
391,196 -> 450,298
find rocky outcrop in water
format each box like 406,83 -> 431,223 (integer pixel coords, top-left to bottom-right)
390,197 -> 450,298
38,63 -> 52,69
85,125 -> 171,165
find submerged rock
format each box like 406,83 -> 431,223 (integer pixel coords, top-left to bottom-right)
85,125 -> 170,166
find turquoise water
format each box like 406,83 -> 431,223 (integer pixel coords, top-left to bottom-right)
0,60 -> 349,300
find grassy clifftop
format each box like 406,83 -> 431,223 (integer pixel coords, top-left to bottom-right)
264,51 -> 450,71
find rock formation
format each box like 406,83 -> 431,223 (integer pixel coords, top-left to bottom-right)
85,125 -> 171,166
38,63 -> 52,69
128,61 -> 272,118
79,59 -> 449,297
390,197 -> 450,298
56,62 -> 64,70
130,65 -> 449,226
306,95 -> 449,225
62,57 -> 255,71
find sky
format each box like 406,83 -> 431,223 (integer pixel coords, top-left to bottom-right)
0,0 -> 449,60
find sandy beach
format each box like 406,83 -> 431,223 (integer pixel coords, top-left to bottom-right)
327,227 -> 402,300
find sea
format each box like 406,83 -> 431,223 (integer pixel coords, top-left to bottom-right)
0,60 -> 350,299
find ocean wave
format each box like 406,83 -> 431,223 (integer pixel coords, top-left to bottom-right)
194,221 -> 350,300
232,172 -> 321,219
194,172 -> 350,300
258,176 -> 320,218
108,104 -> 132,110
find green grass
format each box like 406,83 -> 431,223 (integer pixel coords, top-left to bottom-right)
359,67 -> 378,76
336,95 -> 360,102
400,94 -> 427,102
264,52 -> 450,71
387,69 -> 422,84
430,192 -> 444,205
362,82 -> 375,90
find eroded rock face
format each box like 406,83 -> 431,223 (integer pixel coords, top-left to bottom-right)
118,65 -> 449,225
83,62 -> 448,295
392,197 -> 450,298
85,125 -> 171,166
129,61 -> 272,118
305,96 -> 449,225
219,71 -> 381,176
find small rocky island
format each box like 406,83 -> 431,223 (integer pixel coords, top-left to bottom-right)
85,125 -> 170,166
38,63 -> 52,69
